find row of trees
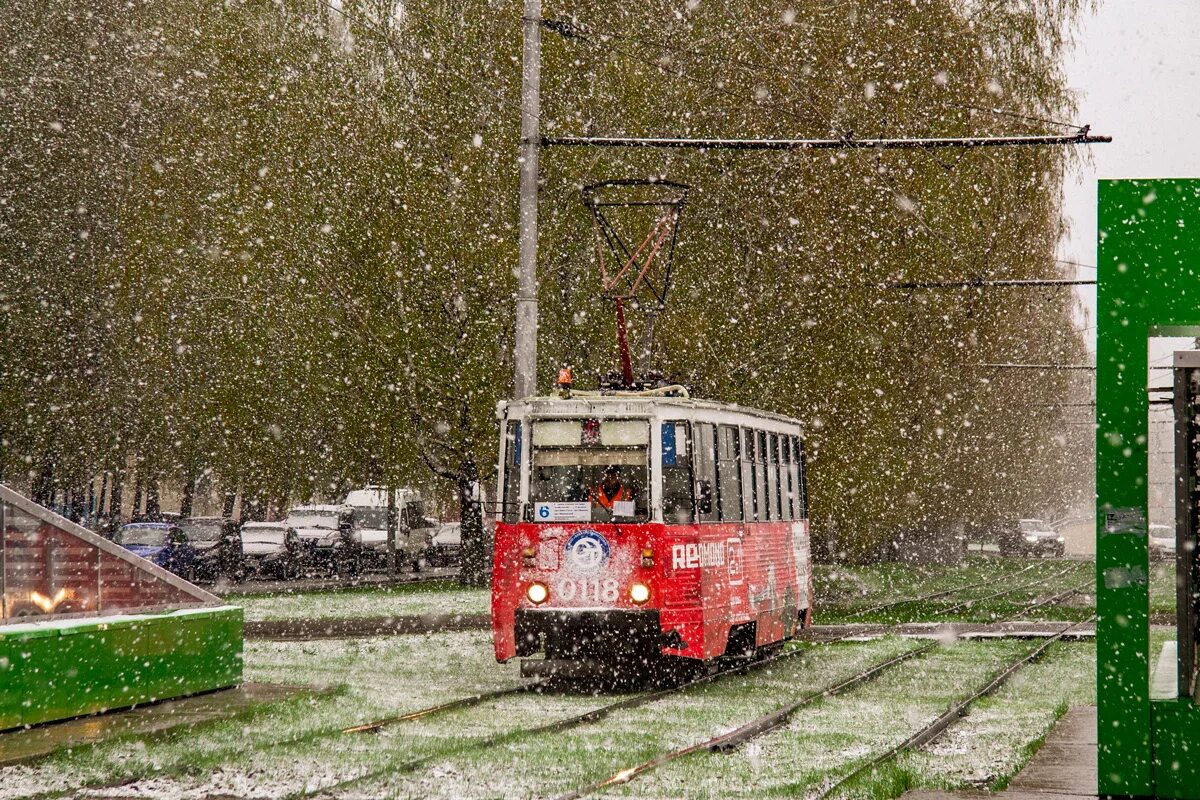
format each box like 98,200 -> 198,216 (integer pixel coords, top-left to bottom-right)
0,0 -> 1093,567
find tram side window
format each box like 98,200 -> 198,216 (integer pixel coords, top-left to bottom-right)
694,423 -> 719,523
502,421 -> 523,523
774,434 -> 790,521
782,436 -> 796,519
792,435 -> 808,519
756,431 -> 770,521
767,433 -> 782,520
741,428 -> 757,521
717,425 -> 743,522
661,421 -> 694,524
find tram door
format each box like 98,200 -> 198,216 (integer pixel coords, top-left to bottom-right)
1174,350 -> 1200,699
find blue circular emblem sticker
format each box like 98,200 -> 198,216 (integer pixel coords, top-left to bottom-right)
537,505 -> 551,519
564,529 -> 610,574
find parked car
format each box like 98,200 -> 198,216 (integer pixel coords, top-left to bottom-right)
425,522 -> 462,567
285,504 -> 353,575
999,518 -> 1065,557
178,516 -> 242,581
240,522 -> 306,579
342,486 -> 434,572
1150,523 -> 1175,561
115,522 -> 200,580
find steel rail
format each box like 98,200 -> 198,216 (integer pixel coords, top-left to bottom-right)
810,617 -> 1095,800
844,561 -> 1044,619
302,636 -> 845,798
1008,579 -> 1096,621
549,642 -> 938,800
342,683 -> 543,733
934,562 -> 1085,617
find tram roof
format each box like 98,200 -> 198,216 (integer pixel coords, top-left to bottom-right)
498,394 -> 805,430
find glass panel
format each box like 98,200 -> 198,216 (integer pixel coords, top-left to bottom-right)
718,425 -> 743,522
530,420 -> 650,522
502,421 -> 522,523
794,436 -> 808,519
742,428 -> 757,522
756,431 -> 769,521
767,434 -> 781,521
662,421 -> 694,524
601,420 -> 650,446
2,502 -> 99,619
776,435 -> 792,521
532,420 -> 582,447
694,423 -> 718,523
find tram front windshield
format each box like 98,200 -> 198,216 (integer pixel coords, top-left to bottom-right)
530,419 -> 649,522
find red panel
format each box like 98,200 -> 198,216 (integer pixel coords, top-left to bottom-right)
3,501 -> 198,622
492,517 -> 814,663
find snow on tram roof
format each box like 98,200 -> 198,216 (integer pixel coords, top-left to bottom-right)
498,392 -> 805,429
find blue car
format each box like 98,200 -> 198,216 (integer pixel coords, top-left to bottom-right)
115,522 -> 199,580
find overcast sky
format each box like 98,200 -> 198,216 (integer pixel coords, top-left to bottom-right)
1059,0 -> 1200,342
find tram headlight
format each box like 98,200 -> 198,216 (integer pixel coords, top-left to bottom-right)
629,582 -> 651,605
527,582 -> 549,605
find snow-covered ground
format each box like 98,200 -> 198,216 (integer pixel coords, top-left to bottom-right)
0,634 -> 1095,800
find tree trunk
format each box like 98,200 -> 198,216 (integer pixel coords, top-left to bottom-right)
179,474 -> 194,518
145,480 -> 160,519
108,472 -> 123,534
458,457 -> 488,587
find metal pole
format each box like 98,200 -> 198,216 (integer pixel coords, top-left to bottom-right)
386,486 -> 397,579
514,0 -> 541,399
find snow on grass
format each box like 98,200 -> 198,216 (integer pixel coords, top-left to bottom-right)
819,558 -> 1096,625
354,638 -> 919,799
602,639 -> 1032,800
229,580 -> 490,621
902,641 -> 1095,790
0,636 -> 1097,800
0,631 -> 521,799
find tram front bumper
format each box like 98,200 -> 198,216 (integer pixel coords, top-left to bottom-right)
514,608 -> 680,660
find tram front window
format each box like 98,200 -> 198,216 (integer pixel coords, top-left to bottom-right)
530,419 -> 649,522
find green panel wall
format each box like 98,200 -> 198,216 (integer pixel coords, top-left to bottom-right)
0,606 -> 243,730
1097,178 -> 1200,798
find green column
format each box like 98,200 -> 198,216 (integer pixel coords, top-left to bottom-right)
1097,179 -> 1200,796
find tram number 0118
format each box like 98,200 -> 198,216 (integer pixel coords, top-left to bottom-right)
556,578 -> 618,603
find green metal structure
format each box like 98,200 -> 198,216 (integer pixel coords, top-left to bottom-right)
1097,178 -> 1200,798
0,606 -> 243,729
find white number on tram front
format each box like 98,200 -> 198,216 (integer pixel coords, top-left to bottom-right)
556,578 -> 619,603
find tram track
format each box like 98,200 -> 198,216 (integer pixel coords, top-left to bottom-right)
842,561 -> 1045,620
284,627 -> 908,799
1008,578 -> 1096,620
549,642 -> 938,800
551,618 -> 1092,800
932,561 -> 1088,618
809,616 -> 1096,800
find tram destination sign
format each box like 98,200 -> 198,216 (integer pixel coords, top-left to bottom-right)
535,502 -> 590,522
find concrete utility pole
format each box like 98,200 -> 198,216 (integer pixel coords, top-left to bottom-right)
514,0 -> 541,400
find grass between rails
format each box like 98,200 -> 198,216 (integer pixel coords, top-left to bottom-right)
229,579 -> 490,621
602,639 -> 1050,799
815,557 -> 1098,625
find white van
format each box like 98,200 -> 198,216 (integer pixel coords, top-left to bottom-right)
342,486 -> 433,571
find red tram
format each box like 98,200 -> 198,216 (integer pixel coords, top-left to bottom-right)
492,387 -> 813,678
